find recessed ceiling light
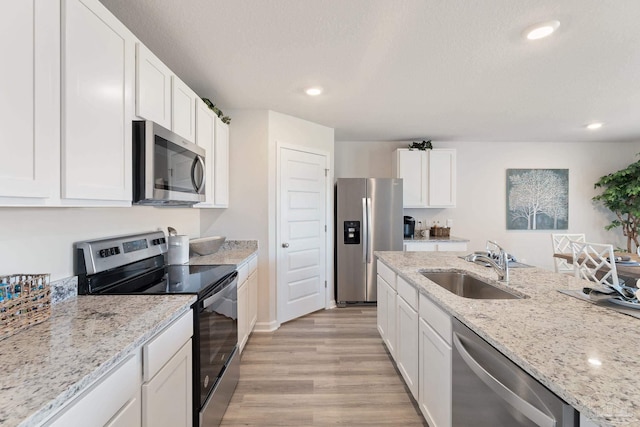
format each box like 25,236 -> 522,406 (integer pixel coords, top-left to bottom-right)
524,20 -> 560,40
586,122 -> 604,130
305,87 -> 323,96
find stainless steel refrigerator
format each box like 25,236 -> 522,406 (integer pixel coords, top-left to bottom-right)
335,178 -> 403,303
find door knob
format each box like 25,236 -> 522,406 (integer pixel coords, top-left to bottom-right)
282,243 -> 289,248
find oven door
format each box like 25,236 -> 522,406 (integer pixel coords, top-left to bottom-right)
197,272 -> 238,408
133,120 -> 206,205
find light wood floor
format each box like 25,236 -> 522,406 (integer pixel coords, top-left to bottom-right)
221,306 -> 427,426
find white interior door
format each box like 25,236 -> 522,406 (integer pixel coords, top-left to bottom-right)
278,146 -> 327,324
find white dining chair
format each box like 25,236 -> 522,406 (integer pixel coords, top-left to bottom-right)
551,233 -> 586,274
569,240 -> 620,288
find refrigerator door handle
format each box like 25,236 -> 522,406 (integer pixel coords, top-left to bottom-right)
366,197 -> 373,263
362,197 -> 368,263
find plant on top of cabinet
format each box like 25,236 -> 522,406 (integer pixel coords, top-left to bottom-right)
201,98 -> 231,124
593,154 -> 640,253
408,140 -> 432,150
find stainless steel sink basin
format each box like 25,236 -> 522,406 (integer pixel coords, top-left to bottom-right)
421,271 -> 522,299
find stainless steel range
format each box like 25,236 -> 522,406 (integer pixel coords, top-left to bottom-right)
74,231 -> 239,427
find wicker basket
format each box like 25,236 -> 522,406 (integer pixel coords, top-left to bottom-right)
429,227 -> 451,237
0,274 -> 51,341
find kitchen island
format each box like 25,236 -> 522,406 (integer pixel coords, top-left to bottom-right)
376,250 -> 639,427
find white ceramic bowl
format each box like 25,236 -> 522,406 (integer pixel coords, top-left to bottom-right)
189,236 -> 226,256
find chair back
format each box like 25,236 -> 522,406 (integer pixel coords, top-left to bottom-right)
551,233 -> 586,273
569,241 -> 620,288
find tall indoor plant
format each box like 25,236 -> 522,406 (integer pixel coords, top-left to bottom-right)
592,154 -> 640,253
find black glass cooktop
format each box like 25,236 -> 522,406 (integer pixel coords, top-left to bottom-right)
79,254 -> 236,297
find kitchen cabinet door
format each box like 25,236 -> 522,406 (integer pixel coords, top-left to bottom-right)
142,340 -> 192,427
394,149 -> 428,208
248,256 -> 258,331
194,97 -> 216,207
0,0 -> 59,203
213,117 -> 230,207
427,149 -> 456,207
171,76 -> 197,142
61,0 -> 134,204
105,395 -> 142,427
396,295 -> 419,400
393,149 -> 457,208
238,278 -> 249,353
46,352 -> 141,427
419,318 -> 452,427
404,242 -> 437,252
376,275 -> 388,340
135,43 -> 172,129
383,278 -> 397,359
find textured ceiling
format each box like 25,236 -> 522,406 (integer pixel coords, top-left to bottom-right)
99,0 -> 640,143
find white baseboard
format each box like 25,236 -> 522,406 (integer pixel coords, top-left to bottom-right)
253,320 -> 279,333
326,300 -> 337,309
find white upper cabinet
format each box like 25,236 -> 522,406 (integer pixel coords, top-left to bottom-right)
427,149 -> 456,207
171,76 -> 197,142
135,43 -> 172,129
213,117 -> 230,208
0,0 -> 59,203
393,149 -> 427,207
61,0 -> 134,204
194,98 -> 216,207
393,149 -> 456,208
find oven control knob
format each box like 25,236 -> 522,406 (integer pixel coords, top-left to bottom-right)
109,247 -> 117,255
99,249 -> 106,258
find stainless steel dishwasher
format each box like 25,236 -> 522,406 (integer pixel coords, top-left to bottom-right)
452,319 -> 578,426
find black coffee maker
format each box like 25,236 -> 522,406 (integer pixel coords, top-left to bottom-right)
403,216 -> 416,238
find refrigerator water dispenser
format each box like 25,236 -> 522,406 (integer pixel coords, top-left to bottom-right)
343,221 -> 360,244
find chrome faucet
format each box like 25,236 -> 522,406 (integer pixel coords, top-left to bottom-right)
464,240 -> 510,282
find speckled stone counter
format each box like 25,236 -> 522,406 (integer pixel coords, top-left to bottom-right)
1,294 -> 195,427
189,239 -> 258,266
375,250 -> 639,427
403,234 -> 469,243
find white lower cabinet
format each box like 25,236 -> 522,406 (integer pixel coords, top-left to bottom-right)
43,310 -> 193,427
419,318 -> 452,427
238,254 -> 258,353
142,340 -> 192,427
396,295 -> 419,400
46,352 -> 141,427
377,258 -> 453,427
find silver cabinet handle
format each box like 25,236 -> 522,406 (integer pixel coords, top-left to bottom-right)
452,333 -> 555,427
282,243 -> 289,248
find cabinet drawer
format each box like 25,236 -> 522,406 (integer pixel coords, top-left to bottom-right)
397,275 -> 418,311
237,261 -> 249,285
143,310 -> 193,381
46,351 -> 141,427
419,293 -> 451,345
377,260 -> 396,290
248,254 -> 258,274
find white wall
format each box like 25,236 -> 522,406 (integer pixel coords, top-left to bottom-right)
0,206 -> 200,280
335,140 -> 640,270
201,110 -> 334,329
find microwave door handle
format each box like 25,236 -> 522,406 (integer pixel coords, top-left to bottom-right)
452,333 -> 555,427
191,155 -> 205,193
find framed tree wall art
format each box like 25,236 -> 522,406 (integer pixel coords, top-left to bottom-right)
506,169 -> 569,230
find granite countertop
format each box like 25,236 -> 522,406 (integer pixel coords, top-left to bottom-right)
1,294 -> 195,427
375,250 -> 639,427
189,239 -> 258,266
404,234 -> 469,243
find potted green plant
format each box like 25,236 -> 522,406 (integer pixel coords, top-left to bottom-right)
592,154 -> 640,253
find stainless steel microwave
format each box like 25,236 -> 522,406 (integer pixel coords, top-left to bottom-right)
133,120 -> 205,206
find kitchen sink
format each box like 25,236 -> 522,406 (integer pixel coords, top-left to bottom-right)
421,271 -> 522,299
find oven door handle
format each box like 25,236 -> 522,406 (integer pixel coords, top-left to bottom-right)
202,273 -> 237,309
